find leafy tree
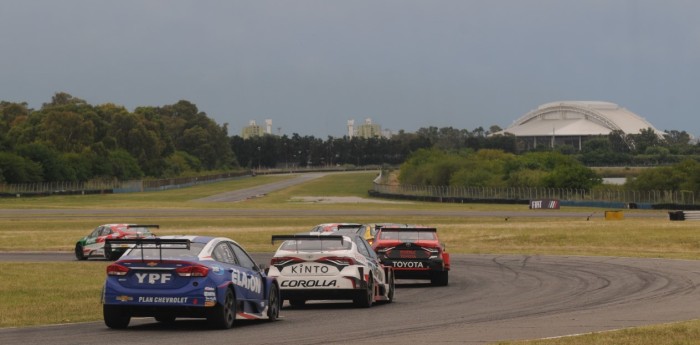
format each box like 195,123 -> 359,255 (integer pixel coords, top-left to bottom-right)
105,149 -> 143,180
542,163 -> 602,189
0,152 -> 42,183
626,159 -> 700,192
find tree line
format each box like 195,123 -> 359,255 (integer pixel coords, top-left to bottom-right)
2,93 -> 700,192
0,93 -> 233,183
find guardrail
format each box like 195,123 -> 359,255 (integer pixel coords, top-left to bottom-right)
371,183 -> 699,208
0,171 -> 252,197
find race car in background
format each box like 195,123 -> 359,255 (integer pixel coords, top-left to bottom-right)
337,223 -> 408,245
308,223 -> 361,233
102,236 -> 280,329
268,233 -> 394,308
75,224 -> 158,261
372,226 -> 450,286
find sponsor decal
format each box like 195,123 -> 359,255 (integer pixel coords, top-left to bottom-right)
211,266 -> 225,275
135,272 -> 172,284
530,199 -> 560,209
392,261 -> 425,268
280,279 -> 337,288
116,295 -> 133,302
232,268 -> 262,294
138,296 -> 188,303
290,264 -> 329,274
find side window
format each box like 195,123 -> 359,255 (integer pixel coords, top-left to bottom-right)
89,228 -> 102,238
230,243 -> 257,270
101,227 -> 113,236
354,237 -> 370,257
213,243 -> 237,265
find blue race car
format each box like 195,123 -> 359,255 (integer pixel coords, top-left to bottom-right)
102,236 -> 280,329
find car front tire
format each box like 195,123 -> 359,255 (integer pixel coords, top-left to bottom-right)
75,243 -> 87,261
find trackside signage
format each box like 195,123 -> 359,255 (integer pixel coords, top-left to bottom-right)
529,199 -> 560,209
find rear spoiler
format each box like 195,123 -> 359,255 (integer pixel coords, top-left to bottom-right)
271,234 -> 346,244
336,224 -> 362,231
378,227 -> 437,232
105,238 -> 190,262
126,224 -> 160,229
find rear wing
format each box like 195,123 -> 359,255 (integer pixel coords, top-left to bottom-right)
105,238 -> 190,261
126,224 -> 160,229
336,224 -> 362,231
377,227 -> 437,232
271,234 -> 346,244
271,234 -> 349,253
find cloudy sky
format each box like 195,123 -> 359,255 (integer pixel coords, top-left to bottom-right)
2,1 -> 699,138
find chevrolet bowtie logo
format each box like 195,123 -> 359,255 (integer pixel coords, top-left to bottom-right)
116,295 -> 133,302
147,262 -> 158,267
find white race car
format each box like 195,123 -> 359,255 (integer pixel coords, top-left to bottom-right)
268,233 -> 395,308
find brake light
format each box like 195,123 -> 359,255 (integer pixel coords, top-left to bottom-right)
270,256 -> 303,266
317,256 -> 356,266
176,265 -> 209,277
106,264 -> 130,276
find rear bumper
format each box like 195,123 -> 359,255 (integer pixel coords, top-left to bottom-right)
380,258 -> 447,279
281,288 -> 362,301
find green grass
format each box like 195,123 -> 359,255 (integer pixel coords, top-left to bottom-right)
1,170 -> 700,344
0,262 -> 107,327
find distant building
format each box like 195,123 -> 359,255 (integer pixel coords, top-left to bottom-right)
493,101 -> 664,150
355,118 -> 382,139
241,120 -> 266,139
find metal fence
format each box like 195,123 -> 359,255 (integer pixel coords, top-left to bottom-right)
0,171 -> 252,196
372,183 -> 697,206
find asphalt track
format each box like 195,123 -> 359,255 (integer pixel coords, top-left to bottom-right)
1,173 -> 695,344
2,252 -> 700,344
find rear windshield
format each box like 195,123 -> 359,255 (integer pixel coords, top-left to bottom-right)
378,231 -> 436,241
280,238 -> 351,252
126,242 -> 205,259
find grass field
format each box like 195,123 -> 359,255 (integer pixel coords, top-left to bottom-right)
1,170 -> 699,344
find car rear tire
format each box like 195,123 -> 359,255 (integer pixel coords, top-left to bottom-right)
386,272 -> 395,303
267,284 -> 280,321
208,288 -> 236,329
354,276 -> 374,308
75,243 -> 87,261
103,305 -> 130,329
431,270 -> 449,286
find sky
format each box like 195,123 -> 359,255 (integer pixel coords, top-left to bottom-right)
1,1 -> 700,138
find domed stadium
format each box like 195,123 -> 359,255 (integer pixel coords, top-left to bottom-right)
495,101 -> 664,150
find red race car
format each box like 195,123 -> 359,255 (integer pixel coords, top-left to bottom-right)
75,224 -> 158,261
372,226 -> 449,286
